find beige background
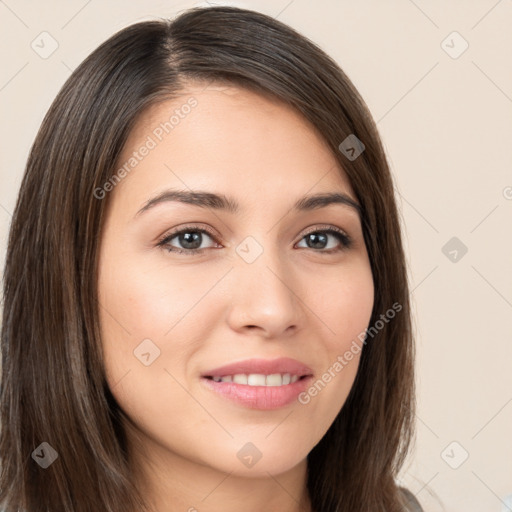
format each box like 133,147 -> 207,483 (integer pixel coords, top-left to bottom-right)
1,1 -> 511,510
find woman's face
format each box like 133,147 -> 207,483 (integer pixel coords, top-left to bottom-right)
97,82 -> 374,480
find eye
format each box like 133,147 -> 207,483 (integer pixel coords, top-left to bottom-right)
156,225 -> 220,254
296,225 -> 352,253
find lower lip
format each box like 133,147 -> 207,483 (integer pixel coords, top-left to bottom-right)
201,376 -> 313,410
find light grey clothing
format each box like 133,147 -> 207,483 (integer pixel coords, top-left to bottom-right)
400,486 -> 425,511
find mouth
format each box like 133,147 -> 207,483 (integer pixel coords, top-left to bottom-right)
200,357 -> 314,410
200,373 -> 313,410
203,373 -> 310,386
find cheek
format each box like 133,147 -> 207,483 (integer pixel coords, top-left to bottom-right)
317,262 -> 375,351
296,263 -> 373,438
97,245 -> 229,390
97,254 -> 215,441
98,245 -> 226,344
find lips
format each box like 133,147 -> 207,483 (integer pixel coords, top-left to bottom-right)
201,357 -> 314,379
200,357 -> 314,409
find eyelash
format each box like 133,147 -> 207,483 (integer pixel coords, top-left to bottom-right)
156,224 -> 353,255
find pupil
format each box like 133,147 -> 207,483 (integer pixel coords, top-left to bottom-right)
180,232 -> 201,249
308,233 -> 327,249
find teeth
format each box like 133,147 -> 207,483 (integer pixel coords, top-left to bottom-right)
211,373 -> 302,386
248,374 -> 266,386
233,374 -> 248,385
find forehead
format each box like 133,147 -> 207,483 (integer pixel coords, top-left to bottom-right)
111,82 -> 355,210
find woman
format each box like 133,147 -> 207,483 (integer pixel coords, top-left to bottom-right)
0,6 -> 423,512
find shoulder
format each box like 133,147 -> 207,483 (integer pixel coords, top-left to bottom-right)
398,486 -> 424,512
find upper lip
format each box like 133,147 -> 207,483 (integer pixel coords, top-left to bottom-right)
201,357 -> 314,378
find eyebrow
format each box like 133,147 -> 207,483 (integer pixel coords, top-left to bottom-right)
134,189 -> 362,218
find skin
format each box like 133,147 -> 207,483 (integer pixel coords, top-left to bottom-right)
97,82 -> 374,512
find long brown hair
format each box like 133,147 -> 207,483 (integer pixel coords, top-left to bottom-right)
0,6 -> 416,511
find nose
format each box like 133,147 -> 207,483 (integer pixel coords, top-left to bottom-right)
225,244 -> 304,339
